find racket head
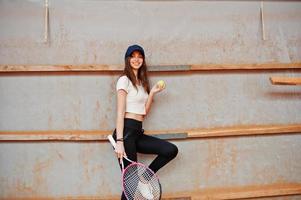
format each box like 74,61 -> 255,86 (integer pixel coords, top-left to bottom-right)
122,162 -> 161,200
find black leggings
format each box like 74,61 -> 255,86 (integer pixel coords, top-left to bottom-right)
112,118 -> 178,199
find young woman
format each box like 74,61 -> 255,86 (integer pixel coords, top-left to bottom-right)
112,44 -> 178,199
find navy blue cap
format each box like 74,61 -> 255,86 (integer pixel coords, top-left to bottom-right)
124,44 -> 145,60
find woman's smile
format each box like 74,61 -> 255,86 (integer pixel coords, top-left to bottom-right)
130,51 -> 143,69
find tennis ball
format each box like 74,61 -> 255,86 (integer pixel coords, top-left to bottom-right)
157,80 -> 166,89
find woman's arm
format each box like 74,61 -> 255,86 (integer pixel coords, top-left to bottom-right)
145,83 -> 164,116
115,89 -> 127,159
145,91 -> 155,116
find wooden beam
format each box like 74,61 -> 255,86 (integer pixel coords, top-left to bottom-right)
0,130 -> 187,141
0,65 -> 189,72
3,183 -> 301,200
0,130 -> 110,141
149,65 -> 190,71
0,124 -> 300,141
187,124 -> 301,138
190,63 -> 301,70
1,63 -> 301,73
0,65 -> 122,72
191,183 -> 301,200
270,76 -> 301,85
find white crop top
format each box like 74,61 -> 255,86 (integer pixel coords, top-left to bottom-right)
116,75 -> 149,115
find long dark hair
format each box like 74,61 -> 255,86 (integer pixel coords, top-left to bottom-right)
122,56 -> 150,94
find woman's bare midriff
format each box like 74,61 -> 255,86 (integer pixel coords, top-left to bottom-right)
125,112 -> 144,122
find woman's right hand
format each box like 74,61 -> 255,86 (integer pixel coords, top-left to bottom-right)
115,141 -> 127,160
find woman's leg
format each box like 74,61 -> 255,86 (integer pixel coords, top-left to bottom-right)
113,128 -> 139,200
112,127 -> 139,166
136,134 -> 178,173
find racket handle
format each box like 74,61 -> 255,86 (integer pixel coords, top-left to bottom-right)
108,135 -> 133,164
107,135 -> 116,149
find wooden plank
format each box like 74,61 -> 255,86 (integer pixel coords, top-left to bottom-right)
0,124 -> 300,141
149,65 -> 190,71
0,64 -> 190,72
0,130 -> 110,141
187,124 -> 301,138
1,63 -> 301,73
150,132 -> 187,140
191,183 -> 301,200
0,130 -> 187,141
3,183 -> 301,200
0,65 -> 122,72
190,63 -> 301,70
270,76 -> 301,85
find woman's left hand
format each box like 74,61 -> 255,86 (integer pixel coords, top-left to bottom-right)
150,83 -> 165,94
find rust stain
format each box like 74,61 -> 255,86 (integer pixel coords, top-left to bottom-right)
253,164 -> 278,183
57,22 -> 71,48
93,98 -> 110,130
96,100 -> 100,111
230,144 -> 238,176
48,112 -> 53,129
73,99 -> 81,129
15,179 -> 34,194
56,150 -> 64,160
204,139 -> 227,183
91,164 -> 104,174
32,157 -> 53,195
99,116 -> 109,130
93,100 -> 102,129
93,54 -> 97,63
78,145 -> 94,187
34,158 -> 53,172
99,77 -> 116,130
62,97 -> 81,129
88,40 -> 99,64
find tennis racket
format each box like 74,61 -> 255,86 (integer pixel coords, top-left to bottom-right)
108,135 -> 162,200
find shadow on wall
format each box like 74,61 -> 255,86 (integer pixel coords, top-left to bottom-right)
266,91 -> 301,100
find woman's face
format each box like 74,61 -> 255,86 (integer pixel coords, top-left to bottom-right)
130,51 -> 144,70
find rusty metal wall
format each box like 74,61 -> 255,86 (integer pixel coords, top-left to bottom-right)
0,0 -> 301,199
1,72 -> 301,131
1,0 -> 301,64
0,135 -> 301,197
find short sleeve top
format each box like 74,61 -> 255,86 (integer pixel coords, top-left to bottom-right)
116,75 -> 149,115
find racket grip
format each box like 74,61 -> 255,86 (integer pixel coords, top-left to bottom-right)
108,135 -> 133,163
107,135 -> 116,149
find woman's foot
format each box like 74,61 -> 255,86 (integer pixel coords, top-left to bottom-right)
136,180 -> 154,199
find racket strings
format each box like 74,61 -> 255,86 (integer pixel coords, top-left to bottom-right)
123,164 -> 161,200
